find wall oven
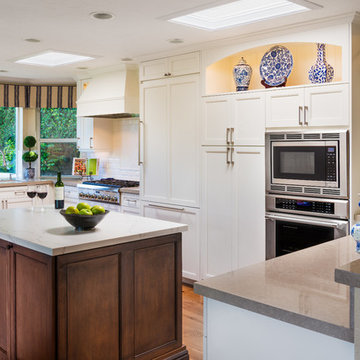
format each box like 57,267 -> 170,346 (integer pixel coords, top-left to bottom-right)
265,194 -> 349,259
266,131 -> 348,198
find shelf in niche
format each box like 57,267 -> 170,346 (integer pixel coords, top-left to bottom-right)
206,42 -> 342,95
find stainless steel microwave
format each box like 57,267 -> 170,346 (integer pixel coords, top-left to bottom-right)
265,131 -> 348,198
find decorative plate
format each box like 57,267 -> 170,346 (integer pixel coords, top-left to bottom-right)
259,45 -> 293,86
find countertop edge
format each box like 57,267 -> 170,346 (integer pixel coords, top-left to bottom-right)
2,225 -> 188,256
0,180 -> 54,188
194,282 -> 354,343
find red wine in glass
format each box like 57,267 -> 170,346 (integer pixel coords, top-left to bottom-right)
27,191 -> 37,199
37,192 -> 48,199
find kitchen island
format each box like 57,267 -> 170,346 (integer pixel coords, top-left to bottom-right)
0,208 -> 189,360
194,236 -> 359,360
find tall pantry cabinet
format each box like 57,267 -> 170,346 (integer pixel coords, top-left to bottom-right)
140,52 -> 201,281
201,93 -> 266,278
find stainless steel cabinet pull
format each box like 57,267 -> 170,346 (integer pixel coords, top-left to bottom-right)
5,200 -> 7,209
304,106 -> 309,125
230,128 -> 234,145
148,204 -> 185,211
1,200 -> 3,209
226,147 -> 231,164
226,128 -> 230,144
15,191 -> 25,196
138,120 -> 144,165
231,147 -> 234,165
6,244 -> 13,250
298,106 -> 303,125
89,137 -> 94,148
125,199 -> 137,203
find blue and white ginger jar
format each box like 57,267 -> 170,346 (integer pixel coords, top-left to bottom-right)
308,43 -> 334,84
351,223 -> 360,253
233,57 -> 252,91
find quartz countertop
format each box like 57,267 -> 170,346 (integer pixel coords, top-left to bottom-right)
0,179 -> 53,188
194,236 -> 360,342
0,208 -> 187,256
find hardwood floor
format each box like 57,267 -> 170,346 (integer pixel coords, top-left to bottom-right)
182,284 -> 203,360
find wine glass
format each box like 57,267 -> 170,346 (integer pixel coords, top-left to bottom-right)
26,185 -> 37,211
36,185 -> 48,211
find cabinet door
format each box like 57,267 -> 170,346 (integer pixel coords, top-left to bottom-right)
142,201 -> 200,281
11,245 -> 55,360
202,95 -> 233,146
304,83 -> 349,127
0,240 -> 10,360
169,75 -> 200,207
168,52 -> 200,77
201,147 -> 235,278
233,147 -> 265,269
77,117 -> 94,151
140,58 -> 168,81
266,88 -> 304,128
141,79 -> 169,203
233,93 -> 265,145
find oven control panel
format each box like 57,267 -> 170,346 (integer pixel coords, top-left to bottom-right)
275,198 -> 334,214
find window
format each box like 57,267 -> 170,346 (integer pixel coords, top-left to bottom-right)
39,108 -> 79,176
0,107 -> 17,175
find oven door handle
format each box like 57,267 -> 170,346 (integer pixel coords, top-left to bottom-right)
265,213 -> 347,229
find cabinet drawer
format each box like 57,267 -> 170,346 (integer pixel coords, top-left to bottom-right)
121,193 -> 140,209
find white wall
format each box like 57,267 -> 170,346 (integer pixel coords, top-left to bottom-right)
83,117 -> 140,180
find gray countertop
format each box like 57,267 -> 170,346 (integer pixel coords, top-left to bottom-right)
0,208 -> 187,256
194,236 -> 360,342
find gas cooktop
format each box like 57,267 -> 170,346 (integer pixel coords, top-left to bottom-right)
82,178 -> 139,188
77,178 -> 139,205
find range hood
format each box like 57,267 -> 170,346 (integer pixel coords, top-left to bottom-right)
77,67 -> 139,118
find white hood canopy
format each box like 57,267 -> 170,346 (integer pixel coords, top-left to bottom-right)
77,66 -> 139,118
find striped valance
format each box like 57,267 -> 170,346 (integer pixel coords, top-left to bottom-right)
0,84 -> 76,109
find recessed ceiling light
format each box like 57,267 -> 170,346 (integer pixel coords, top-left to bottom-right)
15,51 -> 94,67
90,12 -> 114,20
0,70 -> 8,73
121,57 -> 133,61
168,38 -> 184,44
169,0 -> 313,31
24,38 -> 41,43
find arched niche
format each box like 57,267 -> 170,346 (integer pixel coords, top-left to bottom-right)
206,42 -> 342,95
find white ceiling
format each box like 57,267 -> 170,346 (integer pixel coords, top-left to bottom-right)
0,0 -> 359,84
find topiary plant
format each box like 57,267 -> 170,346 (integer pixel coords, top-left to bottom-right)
22,136 -> 38,169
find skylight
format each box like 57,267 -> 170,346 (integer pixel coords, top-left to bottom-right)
15,51 -> 94,67
169,0 -> 311,30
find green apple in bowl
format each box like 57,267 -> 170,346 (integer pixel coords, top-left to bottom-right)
79,208 -> 93,216
65,206 -> 80,215
77,202 -> 91,211
91,205 -> 105,215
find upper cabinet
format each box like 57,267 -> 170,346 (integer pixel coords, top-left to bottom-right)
140,52 -> 200,81
202,92 -> 265,146
265,83 -> 349,128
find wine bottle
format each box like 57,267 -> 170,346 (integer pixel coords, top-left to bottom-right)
55,172 -> 65,209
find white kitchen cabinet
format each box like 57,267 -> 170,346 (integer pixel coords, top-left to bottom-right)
121,192 -> 140,215
266,83 -> 349,128
141,201 -> 200,281
140,74 -> 200,207
202,92 -> 265,146
140,52 -> 200,81
0,187 -> 32,209
201,146 -> 265,278
77,117 -> 94,151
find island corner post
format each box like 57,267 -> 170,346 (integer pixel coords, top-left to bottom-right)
0,233 -> 189,360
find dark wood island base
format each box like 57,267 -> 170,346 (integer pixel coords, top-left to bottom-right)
0,233 -> 188,360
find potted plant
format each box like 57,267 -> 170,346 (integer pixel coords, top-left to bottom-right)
22,136 -> 38,179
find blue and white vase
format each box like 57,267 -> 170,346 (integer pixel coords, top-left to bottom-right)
308,43 -> 334,84
351,224 -> 360,253
233,57 -> 252,91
